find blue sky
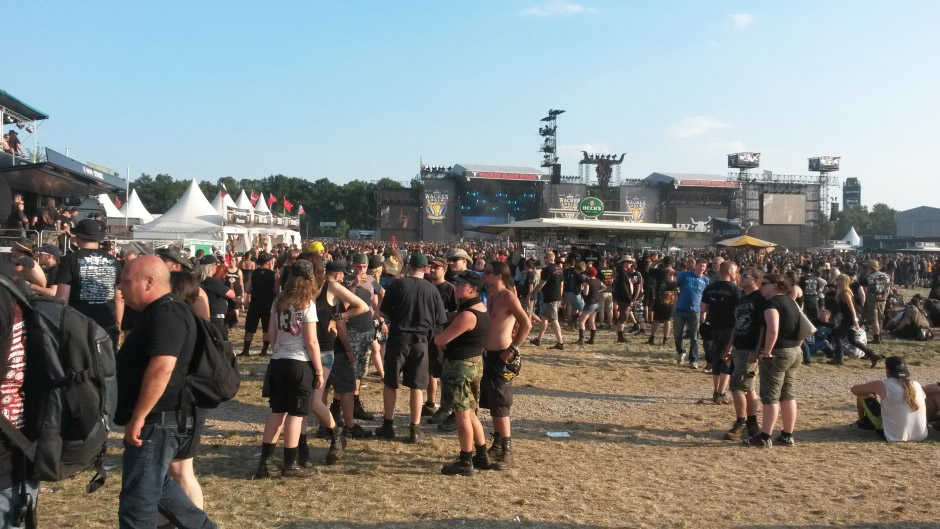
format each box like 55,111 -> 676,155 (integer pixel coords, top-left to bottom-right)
6,1 -> 938,210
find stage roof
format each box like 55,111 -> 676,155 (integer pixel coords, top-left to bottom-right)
0,148 -> 124,197
644,172 -> 737,188
473,217 -> 694,238
452,164 -> 546,181
0,90 -> 49,121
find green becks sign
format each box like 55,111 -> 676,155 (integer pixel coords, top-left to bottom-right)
578,196 -> 605,217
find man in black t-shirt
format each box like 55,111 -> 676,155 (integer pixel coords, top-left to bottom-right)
55,219 -> 123,349
425,257 -> 457,426
240,253 -> 278,357
701,261 -> 741,403
722,266 -> 763,442
528,251 -> 565,349
612,256 -> 637,343
115,256 -> 216,527
376,253 -> 447,443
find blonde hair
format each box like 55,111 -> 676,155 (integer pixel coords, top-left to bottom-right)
275,273 -> 322,312
835,274 -> 853,302
900,379 -> 920,412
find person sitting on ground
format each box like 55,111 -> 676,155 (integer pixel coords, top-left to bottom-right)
886,295 -> 934,341
850,356 -> 928,442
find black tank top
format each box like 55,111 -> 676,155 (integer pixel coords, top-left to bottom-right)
316,284 -> 340,351
445,307 -> 489,360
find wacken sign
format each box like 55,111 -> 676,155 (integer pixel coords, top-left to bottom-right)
425,191 -> 448,222
578,196 -> 605,217
676,217 -> 711,233
558,194 -> 580,218
624,196 -> 647,222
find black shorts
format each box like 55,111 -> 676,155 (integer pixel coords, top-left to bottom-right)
329,349 -> 357,395
174,409 -> 206,460
480,349 -> 513,417
383,333 -> 429,390
244,304 -> 271,334
643,289 -> 655,307
428,341 -> 444,379
653,303 -> 675,322
267,358 -> 314,416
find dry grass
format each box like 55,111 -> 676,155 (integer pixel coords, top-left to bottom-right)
40,296 -> 940,529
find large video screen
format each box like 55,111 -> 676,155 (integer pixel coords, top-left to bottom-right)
762,194 -> 806,225
380,205 -> 419,230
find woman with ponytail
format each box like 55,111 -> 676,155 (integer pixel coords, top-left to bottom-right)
850,356 -> 928,442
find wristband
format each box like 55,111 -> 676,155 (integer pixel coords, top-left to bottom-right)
315,372 -> 323,376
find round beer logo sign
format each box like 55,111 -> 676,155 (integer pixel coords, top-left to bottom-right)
578,197 -> 604,217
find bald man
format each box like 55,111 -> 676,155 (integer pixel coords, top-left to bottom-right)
114,256 -> 216,528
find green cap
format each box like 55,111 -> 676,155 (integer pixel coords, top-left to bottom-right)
352,253 -> 369,265
409,252 -> 428,268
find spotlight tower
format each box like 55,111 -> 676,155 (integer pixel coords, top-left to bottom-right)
727,152 -> 761,228
539,109 -> 564,180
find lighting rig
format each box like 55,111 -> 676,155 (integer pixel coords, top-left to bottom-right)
727,152 -> 761,227
539,109 -> 564,178
579,152 -> 626,187
808,156 -> 841,218
420,164 -> 451,178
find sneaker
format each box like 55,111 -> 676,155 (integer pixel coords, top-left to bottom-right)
741,434 -> 771,448
345,423 -> 373,439
551,343 -> 565,350
427,407 -> 451,425
281,462 -> 312,477
325,433 -> 347,465
690,362 -> 699,370
252,459 -> 278,479
775,434 -> 795,446
723,421 -> 745,441
441,457 -> 474,476
375,422 -> 396,440
703,365 -> 714,374
408,424 -> 424,444
676,352 -> 686,365
354,399 -> 376,421
529,338 -> 542,347
421,402 -> 438,418
437,413 -> 458,433
718,393 -> 731,405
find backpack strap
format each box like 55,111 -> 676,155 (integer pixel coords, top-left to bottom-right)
0,415 -> 35,461
0,275 -> 30,309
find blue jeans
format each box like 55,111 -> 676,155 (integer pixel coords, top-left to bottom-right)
0,480 -> 38,528
119,420 -> 216,529
673,310 -> 700,364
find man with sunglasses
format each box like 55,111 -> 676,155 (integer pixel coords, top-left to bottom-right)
444,249 -> 471,283
425,257 -> 458,429
722,267 -> 764,441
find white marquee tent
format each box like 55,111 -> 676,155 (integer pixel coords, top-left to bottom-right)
842,226 -> 861,247
210,190 -> 238,217
234,190 -> 255,214
133,179 -> 231,246
120,189 -> 154,224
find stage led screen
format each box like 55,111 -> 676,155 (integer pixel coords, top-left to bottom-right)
380,205 -> 419,230
762,194 -> 806,225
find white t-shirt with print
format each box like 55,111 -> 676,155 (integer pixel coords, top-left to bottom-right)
270,302 -> 318,362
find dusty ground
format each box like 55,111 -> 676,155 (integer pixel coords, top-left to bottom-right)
41,295 -> 940,529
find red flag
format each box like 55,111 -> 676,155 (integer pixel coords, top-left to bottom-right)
114,197 -> 122,209
250,190 -> 259,205
298,205 -> 305,216
268,194 -> 277,208
283,198 -> 293,212
220,191 -> 226,199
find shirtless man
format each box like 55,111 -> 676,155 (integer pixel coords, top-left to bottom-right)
481,260 -> 532,470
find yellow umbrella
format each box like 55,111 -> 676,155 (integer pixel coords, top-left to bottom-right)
715,234 -> 777,248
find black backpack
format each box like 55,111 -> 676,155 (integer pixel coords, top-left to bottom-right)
0,274 -> 115,491
169,300 -> 240,408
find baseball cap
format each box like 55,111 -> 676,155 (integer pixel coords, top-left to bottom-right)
885,356 -> 910,380
291,259 -> 315,279
73,219 -> 108,241
309,241 -> 324,253
257,252 -> 275,264
449,249 -> 471,261
351,253 -> 369,265
429,256 -> 446,267
199,255 -> 219,265
35,245 -> 62,258
326,260 -> 347,274
409,252 -> 429,268
11,256 -> 35,270
453,270 -> 484,290
368,255 -> 384,269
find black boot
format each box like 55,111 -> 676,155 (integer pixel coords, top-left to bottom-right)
492,437 -> 513,470
441,451 -> 474,476
297,434 -> 313,468
239,342 -> 251,358
253,442 -> 277,479
486,431 -> 503,460
646,335 -> 655,345
259,341 -> 270,357
354,396 -> 375,421
472,444 -> 491,470
325,426 -> 347,465
281,447 -> 311,477
586,330 -> 596,345
617,332 -> 626,343
576,330 -> 585,345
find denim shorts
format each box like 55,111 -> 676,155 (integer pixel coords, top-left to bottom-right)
0,480 -> 39,528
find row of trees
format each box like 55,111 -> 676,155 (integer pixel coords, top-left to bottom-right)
829,203 -> 897,238
127,174 -> 410,237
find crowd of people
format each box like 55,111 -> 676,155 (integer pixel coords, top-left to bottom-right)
1,229 -> 940,527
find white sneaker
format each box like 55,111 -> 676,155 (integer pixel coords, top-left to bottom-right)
676,353 -> 686,365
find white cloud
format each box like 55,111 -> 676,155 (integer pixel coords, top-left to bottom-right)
520,1 -> 597,17
730,13 -> 755,28
670,116 -> 730,139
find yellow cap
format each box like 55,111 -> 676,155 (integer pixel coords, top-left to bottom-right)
309,241 -> 324,252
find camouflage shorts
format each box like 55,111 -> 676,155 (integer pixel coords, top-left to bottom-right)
347,330 -> 375,378
441,357 -> 482,412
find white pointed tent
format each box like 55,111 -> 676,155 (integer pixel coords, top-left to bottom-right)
210,191 -> 238,218
133,179 -> 225,244
842,227 -> 861,247
253,191 -> 272,217
234,190 -> 255,214
120,189 -> 154,224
